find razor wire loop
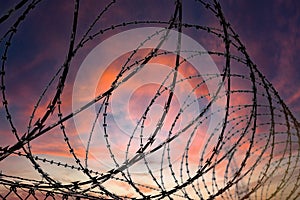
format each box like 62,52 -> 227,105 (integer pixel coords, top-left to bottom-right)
0,0 -> 300,199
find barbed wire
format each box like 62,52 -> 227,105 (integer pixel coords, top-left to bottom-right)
0,0 -> 299,199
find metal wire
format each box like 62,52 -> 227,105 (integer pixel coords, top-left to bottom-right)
0,0 -> 299,199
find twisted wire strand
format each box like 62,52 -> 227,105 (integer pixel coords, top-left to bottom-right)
0,0 -> 299,199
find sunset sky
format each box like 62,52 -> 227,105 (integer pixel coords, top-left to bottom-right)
0,0 -> 299,199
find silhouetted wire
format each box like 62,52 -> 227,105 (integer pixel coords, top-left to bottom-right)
0,0 -> 299,199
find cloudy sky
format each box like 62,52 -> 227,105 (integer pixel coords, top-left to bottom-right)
0,0 -> 299,198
